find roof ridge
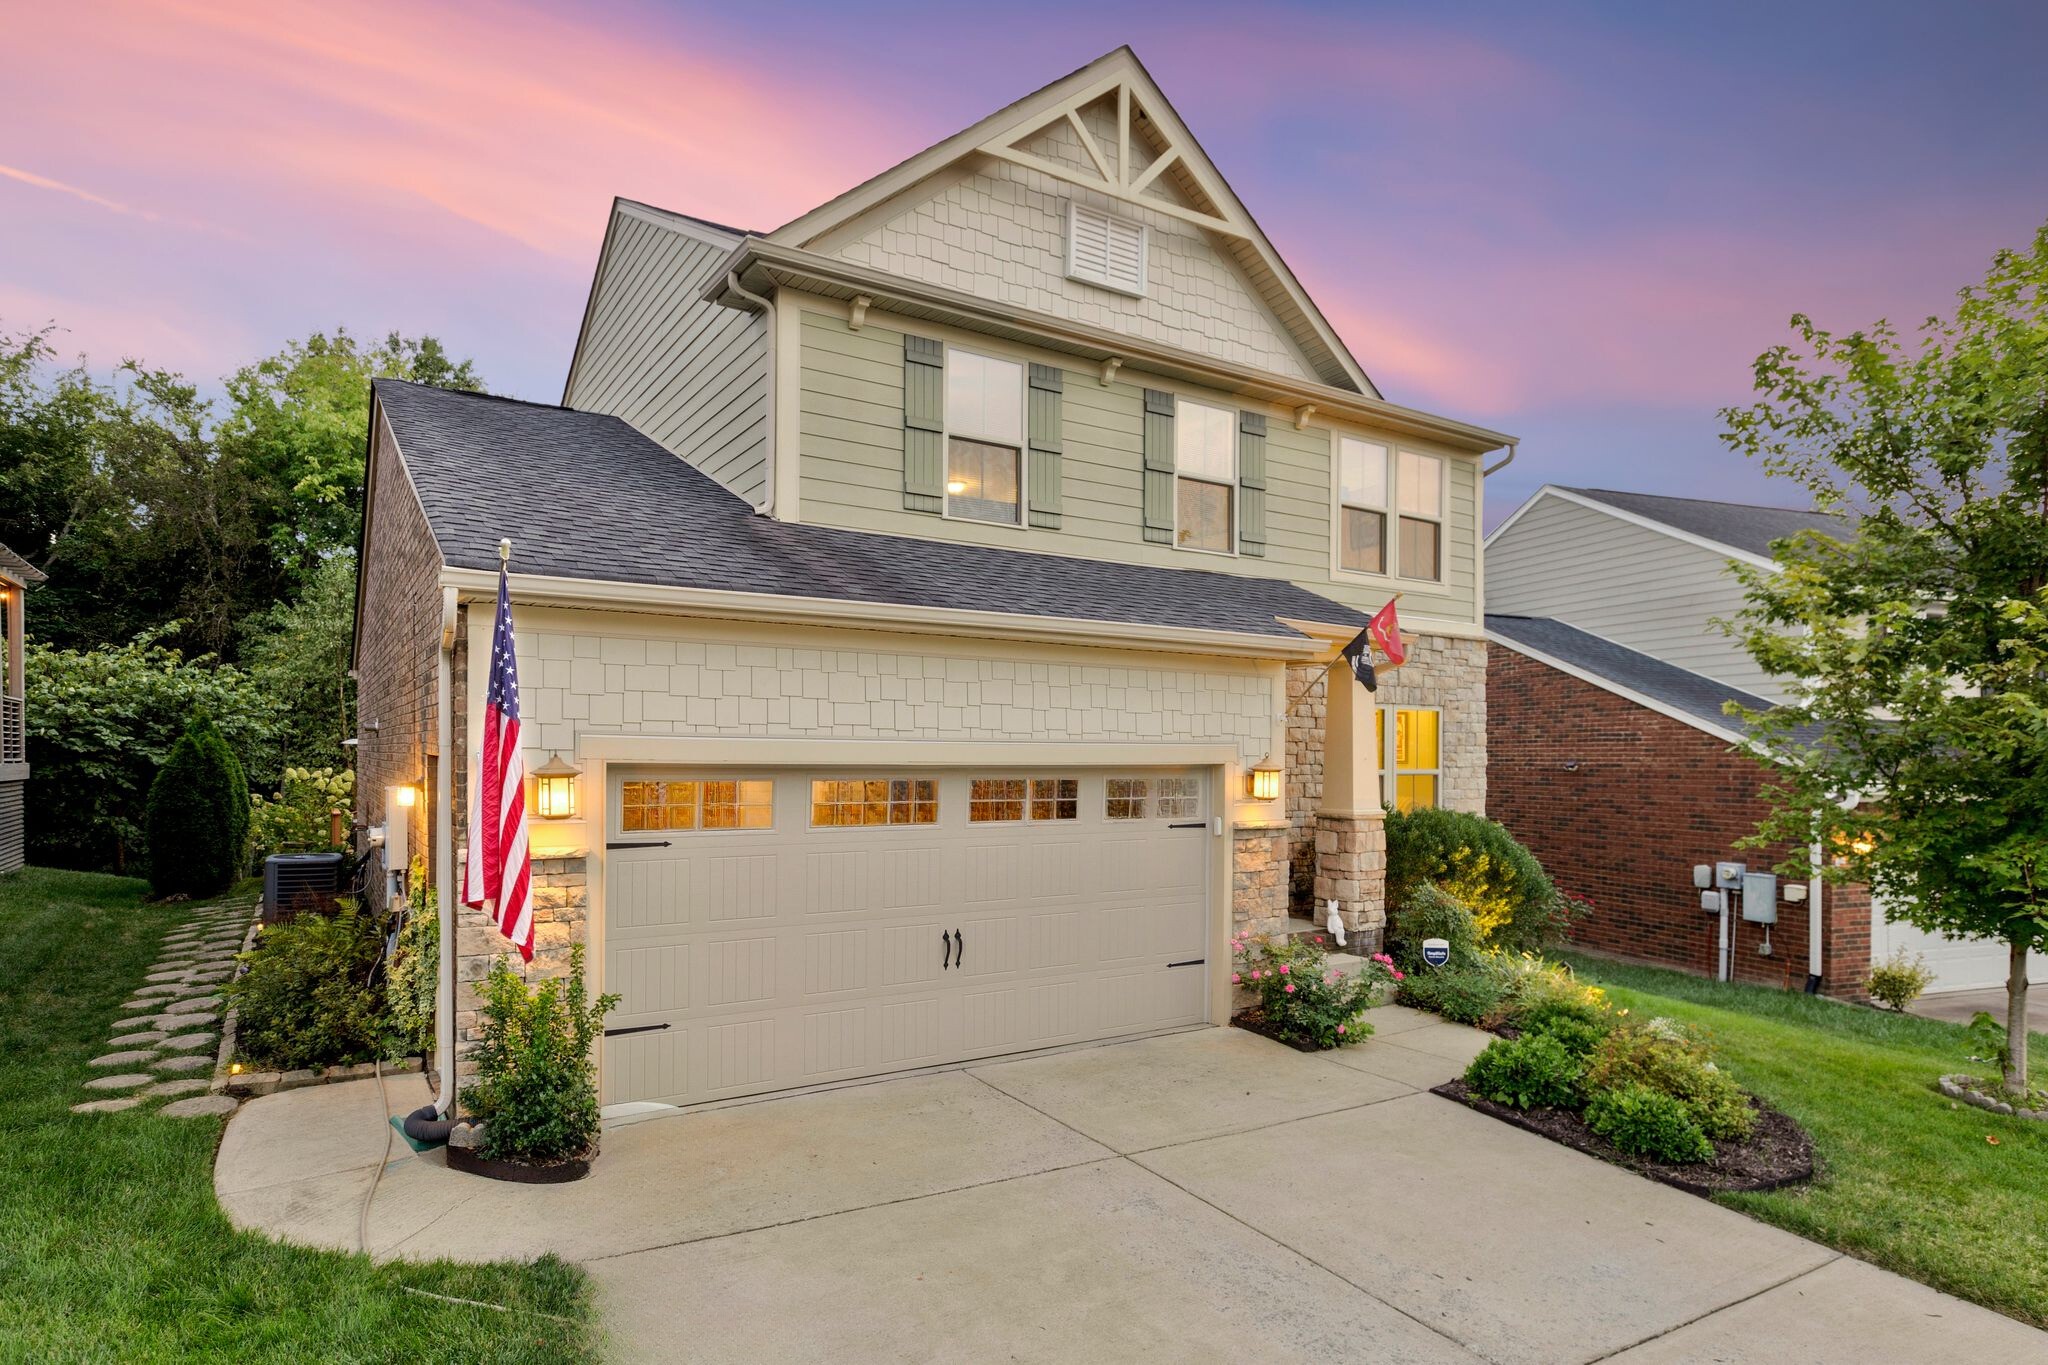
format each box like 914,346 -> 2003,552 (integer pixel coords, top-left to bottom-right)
374,377 -> 581,416
1564,485 -> 1841,518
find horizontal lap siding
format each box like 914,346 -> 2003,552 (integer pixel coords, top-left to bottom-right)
1486,496 -> 1778,698
797,308 -> 1479,624
567,213 -> 769,504
0,779 -> 22,873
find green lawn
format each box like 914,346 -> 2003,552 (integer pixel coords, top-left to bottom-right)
0,867 -> 598,1363
1563,951 -> 2048,1328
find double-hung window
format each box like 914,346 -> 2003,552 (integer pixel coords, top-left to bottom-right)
1175,399 -> 1236,553
1397,450 -> 1444,581
1337,437 -> 1389,575
945,349 -> 1025,525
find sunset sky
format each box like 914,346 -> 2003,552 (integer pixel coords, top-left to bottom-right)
6,0 -> 2046,522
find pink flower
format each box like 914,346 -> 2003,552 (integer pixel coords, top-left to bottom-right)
1231,973 -> 1242,984
1284,983 -> 1296,994
1337,1025 -> 1347,1035
1393,970 -> 1405,981
1315,936 -> 1325,944
1278,964 -> 1290,975
1251,970 -> 1262,980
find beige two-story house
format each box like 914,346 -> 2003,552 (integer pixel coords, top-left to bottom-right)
354,47 -> 1513,1114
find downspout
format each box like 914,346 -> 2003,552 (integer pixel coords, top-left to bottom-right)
434,587 -> 458,1118
726,270 -> 777,517
1482,439 -> 1518,478
1806,840 -> 1825,993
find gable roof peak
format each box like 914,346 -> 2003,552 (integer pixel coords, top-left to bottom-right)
765,46 -> 1378,396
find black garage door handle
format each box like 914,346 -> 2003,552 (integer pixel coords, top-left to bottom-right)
952,928 -> 964,968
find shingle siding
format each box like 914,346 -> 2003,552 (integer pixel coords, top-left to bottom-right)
354,409 -> 443,901
566,209 -> 769,504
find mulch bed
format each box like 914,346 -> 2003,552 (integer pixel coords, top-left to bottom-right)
1433,1078 -> 1816,1198
1230,1008 -> 1329,1053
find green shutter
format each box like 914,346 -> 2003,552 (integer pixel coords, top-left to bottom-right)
902,334 -> 944,513
1027,363 -> 1064,529
1142,388 -> 1176,544
1238,410 -> 1267,558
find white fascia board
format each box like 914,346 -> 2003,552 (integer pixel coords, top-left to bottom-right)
1487,485 -> 1779,572
1484,627 -> 1753,748
438,566 -> 1324,662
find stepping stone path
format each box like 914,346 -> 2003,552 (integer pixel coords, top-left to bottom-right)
70,891 -> 260,1119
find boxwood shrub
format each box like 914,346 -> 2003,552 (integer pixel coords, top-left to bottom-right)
1584,1082 -> 1715,1164
1385,806 -> 1567,953
1464,1032 -> 1583,1110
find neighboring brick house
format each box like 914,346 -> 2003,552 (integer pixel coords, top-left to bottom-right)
1485,614 -> 1870,998
354,47 -> 1513,1114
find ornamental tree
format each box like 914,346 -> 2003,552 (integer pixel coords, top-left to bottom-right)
1721,221 -> 2048,1096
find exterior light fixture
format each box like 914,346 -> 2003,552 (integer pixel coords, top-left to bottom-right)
945,479 -> 967,495
1246,759 -> 1282,802
393,784 -> 417,809
533,752 -> 581,820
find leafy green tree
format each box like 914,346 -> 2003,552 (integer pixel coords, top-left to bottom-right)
146,712 -> 246,897
1721,221 -> 2048,1096
240,551 -> 359,770
26,631 -> 280,872
220,329 -> 481,581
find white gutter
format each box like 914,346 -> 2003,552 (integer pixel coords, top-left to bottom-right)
1482,439 -> 1517,478
436,566 -> 1328,662
725,270 -> 778,517
434,587 -> 458,1117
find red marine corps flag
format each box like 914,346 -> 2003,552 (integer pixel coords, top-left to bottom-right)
1339,596 -> 1407,693
463,544 -> 534,961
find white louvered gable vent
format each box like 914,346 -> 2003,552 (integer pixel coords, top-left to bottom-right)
1066,201 -> 1147,296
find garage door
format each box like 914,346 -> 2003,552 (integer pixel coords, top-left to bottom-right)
600,767 -> 1213,1108
1872,895 -> 2046,995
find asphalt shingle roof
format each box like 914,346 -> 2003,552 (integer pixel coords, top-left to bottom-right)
1562,487 -> 1847,560
375,380 -> 1368,642
1485,613 -> 1821,743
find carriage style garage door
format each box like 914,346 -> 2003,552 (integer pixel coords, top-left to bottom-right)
601,767 -> 1213,1108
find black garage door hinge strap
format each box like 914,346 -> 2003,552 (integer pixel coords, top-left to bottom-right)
1166,958 -> 1206,968
606,840 -> 673,850
603,1023 -> 673,1038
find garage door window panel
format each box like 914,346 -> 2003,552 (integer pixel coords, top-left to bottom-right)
1030,778 -> 1079,821
811,778 -> 938,827
702,779 -> 774,829
970,778 -> 1027,822
621,780 -> 698,832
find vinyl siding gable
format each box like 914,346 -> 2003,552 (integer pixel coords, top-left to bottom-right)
795,304 -> 1480,627
1486,493 -> 1782,699
565,208 -> 769,504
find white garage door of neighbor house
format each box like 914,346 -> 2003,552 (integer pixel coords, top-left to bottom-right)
1871,896 -> 2047,995
600,768 -> 1213,1109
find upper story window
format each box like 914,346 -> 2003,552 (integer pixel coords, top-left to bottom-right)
1066,201 -> 1147,296
1338,437 -> 1389,575
1397,451 -> 1444,581
1175,399 -> 1236,553
945,349 -> 1025,525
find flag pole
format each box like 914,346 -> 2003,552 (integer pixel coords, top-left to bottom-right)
1282,593 -> 1404,715
498,537 -> 511,566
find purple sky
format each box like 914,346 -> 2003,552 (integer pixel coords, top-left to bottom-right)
6,0 -> 2045,524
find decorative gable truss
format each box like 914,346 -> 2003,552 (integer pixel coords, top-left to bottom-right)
981,75 -> 1253,245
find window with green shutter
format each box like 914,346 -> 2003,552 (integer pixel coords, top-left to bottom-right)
1238,410 -> 1267,557
1142,388 -> 1176,544
1027,364 -> 1064,529
902,334 -> 945,513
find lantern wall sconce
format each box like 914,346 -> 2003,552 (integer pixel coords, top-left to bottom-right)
1246,759 -> 1282,802
534,753 -> 581,820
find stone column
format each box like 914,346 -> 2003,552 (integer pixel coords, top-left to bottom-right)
452,853 -> 590,1095
1314,661 -> 1388,949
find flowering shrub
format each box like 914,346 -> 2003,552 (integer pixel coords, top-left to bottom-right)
1866,949 -> 1935,1012
1232,931 -> 1398,1049
249,766 -> 354,860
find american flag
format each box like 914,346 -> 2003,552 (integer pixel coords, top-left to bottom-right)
463,558 -> 534,960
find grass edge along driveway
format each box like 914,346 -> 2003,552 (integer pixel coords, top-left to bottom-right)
0,867 -> 598,1363
1563,951 -> 2048,1330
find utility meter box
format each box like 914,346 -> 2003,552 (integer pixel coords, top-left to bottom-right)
1742,872 -> 1778,924
1700,889 -> 1724,913
1692,864 -> 1714,889
1716,861 -> 1747,890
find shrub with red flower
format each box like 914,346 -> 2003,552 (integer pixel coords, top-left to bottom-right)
1231,931 -> 1397,1049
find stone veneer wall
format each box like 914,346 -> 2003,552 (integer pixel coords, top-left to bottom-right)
1231,827 -> 1288,943
1283,633 -> 1487,921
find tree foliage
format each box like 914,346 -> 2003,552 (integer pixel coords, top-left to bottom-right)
27,631 -> 281,872
1721,220 -> 2048,1094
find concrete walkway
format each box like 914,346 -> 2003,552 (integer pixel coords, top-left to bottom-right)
218,1008 -> 2046,1364
1911,983 -> 2048,1031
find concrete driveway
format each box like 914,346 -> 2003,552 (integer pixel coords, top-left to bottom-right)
219,1008 -> 2045,1363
